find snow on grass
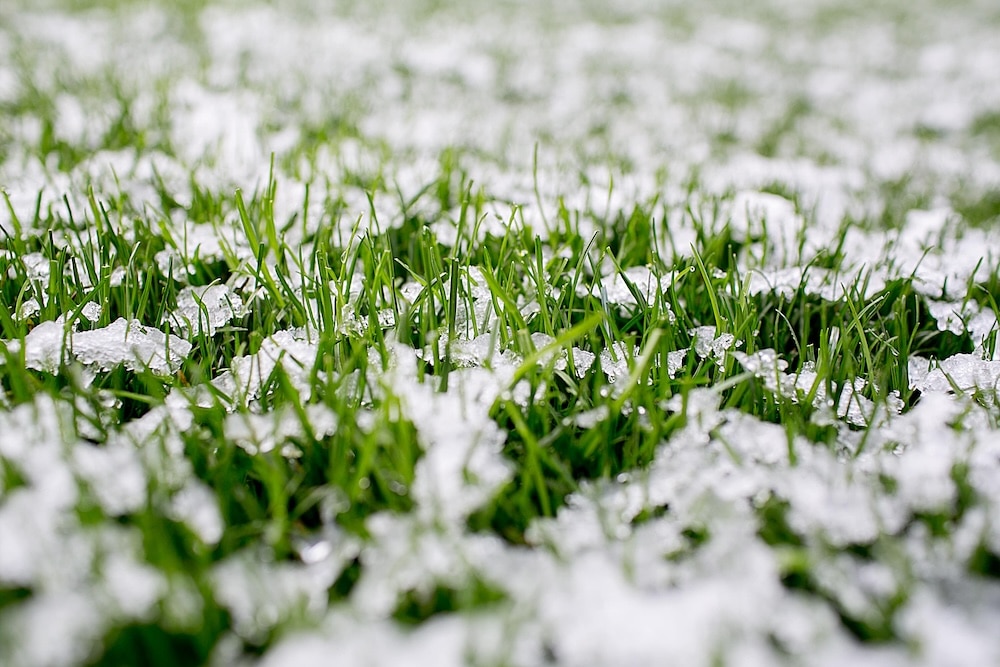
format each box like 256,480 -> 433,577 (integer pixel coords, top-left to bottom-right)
5,318 -> 192,376
2,0 -> 1000,665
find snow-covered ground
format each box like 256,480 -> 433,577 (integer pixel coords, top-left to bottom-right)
2,1 -> 1000,665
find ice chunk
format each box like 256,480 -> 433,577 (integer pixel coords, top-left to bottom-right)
21,252 -> 50,281
259,615 -> 504,667
80,301 -> 101,322
591,266 -> 675,320
924,299 -> 997,344
747,265 -> 886,302
897,586 -> 1000,667
165,284 -> 245,337
8,318 -> 191,375
571,347 -> 597,377
690,325 -> 738,364
17,299 -> 40,320
836,378 -> 874,427
913,353 -> 1000,394
569,405 -> 611,429
599,341 -> 636,385
728,191 -> 812,266
667,348 -> 688,378
73,318 -> 192,374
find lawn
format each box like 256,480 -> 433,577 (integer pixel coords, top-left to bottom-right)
2,1 -> 1000,665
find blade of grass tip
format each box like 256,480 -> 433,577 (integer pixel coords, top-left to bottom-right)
691,244 -> 725,332
561,232 -> 601,379
441,185 -> 473,392
843,289 -> 884,383
531,236 -> 554,335
711,369 -> 756,394
2,190 -> 24,240
31,189 -> 42,229
478,257 -> 528,336
609,254 -> 650,313
235,189 -> 259,249
264,154 -> 282,261
315,251 -> 337,335
254,241 -> 286,312
273,264 -> 308,325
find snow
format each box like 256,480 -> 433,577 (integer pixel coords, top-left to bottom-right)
211,328 -> 318,406
165,284 -> 245,337
0,593 -> 106,667
5,318 -> 192,376
167,480 -> 224,547
72,443 -> 147,517
590,266 -> 675,314
385,343 -> 513,524
3,0 -> 1000,665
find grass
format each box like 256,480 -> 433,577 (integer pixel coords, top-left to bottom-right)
3,1 -> 1000,666
3,154 -> 995,655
